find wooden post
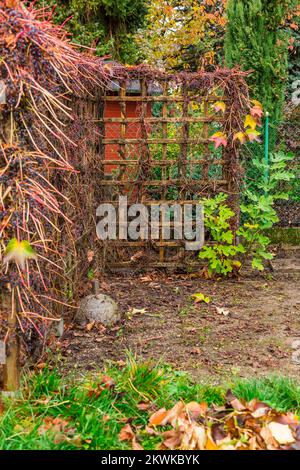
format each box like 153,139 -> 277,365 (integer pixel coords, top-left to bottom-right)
0,341 -> 5,366
202,99 -> 209,180
159,82 -> 168,263
2,288 -> 20,392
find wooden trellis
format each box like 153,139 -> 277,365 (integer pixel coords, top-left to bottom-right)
96,68 -> 245,270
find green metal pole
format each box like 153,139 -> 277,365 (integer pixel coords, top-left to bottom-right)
264,111 -> 269,186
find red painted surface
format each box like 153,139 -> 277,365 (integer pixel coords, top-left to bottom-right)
104,100 -> 152,173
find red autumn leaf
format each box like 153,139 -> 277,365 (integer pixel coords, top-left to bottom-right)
209,132 -> 228,149
250,106 -> 264,119
246,129 -> 261,142
100,375 -> 115,389
119,423 -> 135,441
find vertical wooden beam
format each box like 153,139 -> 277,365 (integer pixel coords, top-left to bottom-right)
202,99 -> 209,181
160,82 -> 168,263
2,288 -> 20,392
98,94 -> 105,182
139,79 -> 150,201
119,80 -> 127,161
179,85 -> 188,182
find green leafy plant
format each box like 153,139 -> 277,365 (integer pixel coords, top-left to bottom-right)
199,193 -> 245,276
246,151 -> 296,198
200,151 -> 296,275
238,196 -> 277,271
238,151 -> 295,270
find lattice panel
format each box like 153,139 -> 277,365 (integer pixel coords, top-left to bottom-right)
97,77 -> 236,269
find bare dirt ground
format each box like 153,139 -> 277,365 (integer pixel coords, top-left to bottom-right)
59,272 -> 300,382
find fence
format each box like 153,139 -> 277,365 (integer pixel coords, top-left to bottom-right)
91,65 -> 250,269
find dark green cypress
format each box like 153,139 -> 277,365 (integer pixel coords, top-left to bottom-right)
225,0 -> 296,123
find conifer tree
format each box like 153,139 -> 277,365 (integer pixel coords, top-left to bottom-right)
225,0 -> 297,122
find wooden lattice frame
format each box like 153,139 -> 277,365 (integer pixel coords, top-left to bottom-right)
95,66 -> 250,270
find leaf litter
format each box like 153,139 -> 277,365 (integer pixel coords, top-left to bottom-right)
119,390 -> 300,450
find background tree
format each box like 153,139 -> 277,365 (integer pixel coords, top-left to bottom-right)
225,0 -> 298,123
33,0 -> 148,63
136,0 -> 227,71
285,7 -> 300,98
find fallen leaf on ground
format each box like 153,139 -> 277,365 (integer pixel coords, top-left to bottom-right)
86,321 -> 95,331
87,250 -> 94,262
186,401 -> 208,420
149,408 -> 168,426
191,347 -> 201,355
119,423 -> 135,441
268,422 -> 295,445
191,293 -> 211,304
126,308 -> 148,319
130,251 -> 144,262
132,436 -> 144,450
140,275 -> 152,282
142,391 -> 299,450
137,402 -> 151,411
215,306 -> 230,316
100,375 -> 115,389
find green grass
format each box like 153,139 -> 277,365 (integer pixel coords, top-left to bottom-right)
1,356 -> 300,450
232,375 -> 300,412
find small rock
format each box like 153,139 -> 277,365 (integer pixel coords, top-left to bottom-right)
75,294 -> 120,326
291,350 -> 300,365
291,339 -> 300,350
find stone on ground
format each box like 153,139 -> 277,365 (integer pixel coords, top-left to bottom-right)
75,294 -> 120,326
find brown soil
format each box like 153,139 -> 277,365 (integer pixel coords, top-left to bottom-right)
59,272 -> 300,382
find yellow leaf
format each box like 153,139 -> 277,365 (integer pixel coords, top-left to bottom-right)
251,100 -> 263,109
3,238 -> 37,270
233,132 -> 247,144
244,223 -> 259,229
211,131 -> 224,137
206,436 -> 219,450
191,293 -> 211,304
245,129 -> 261,142
232,261 -> 242,269
244,114 -> 257,130
212,101 -> 226,113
